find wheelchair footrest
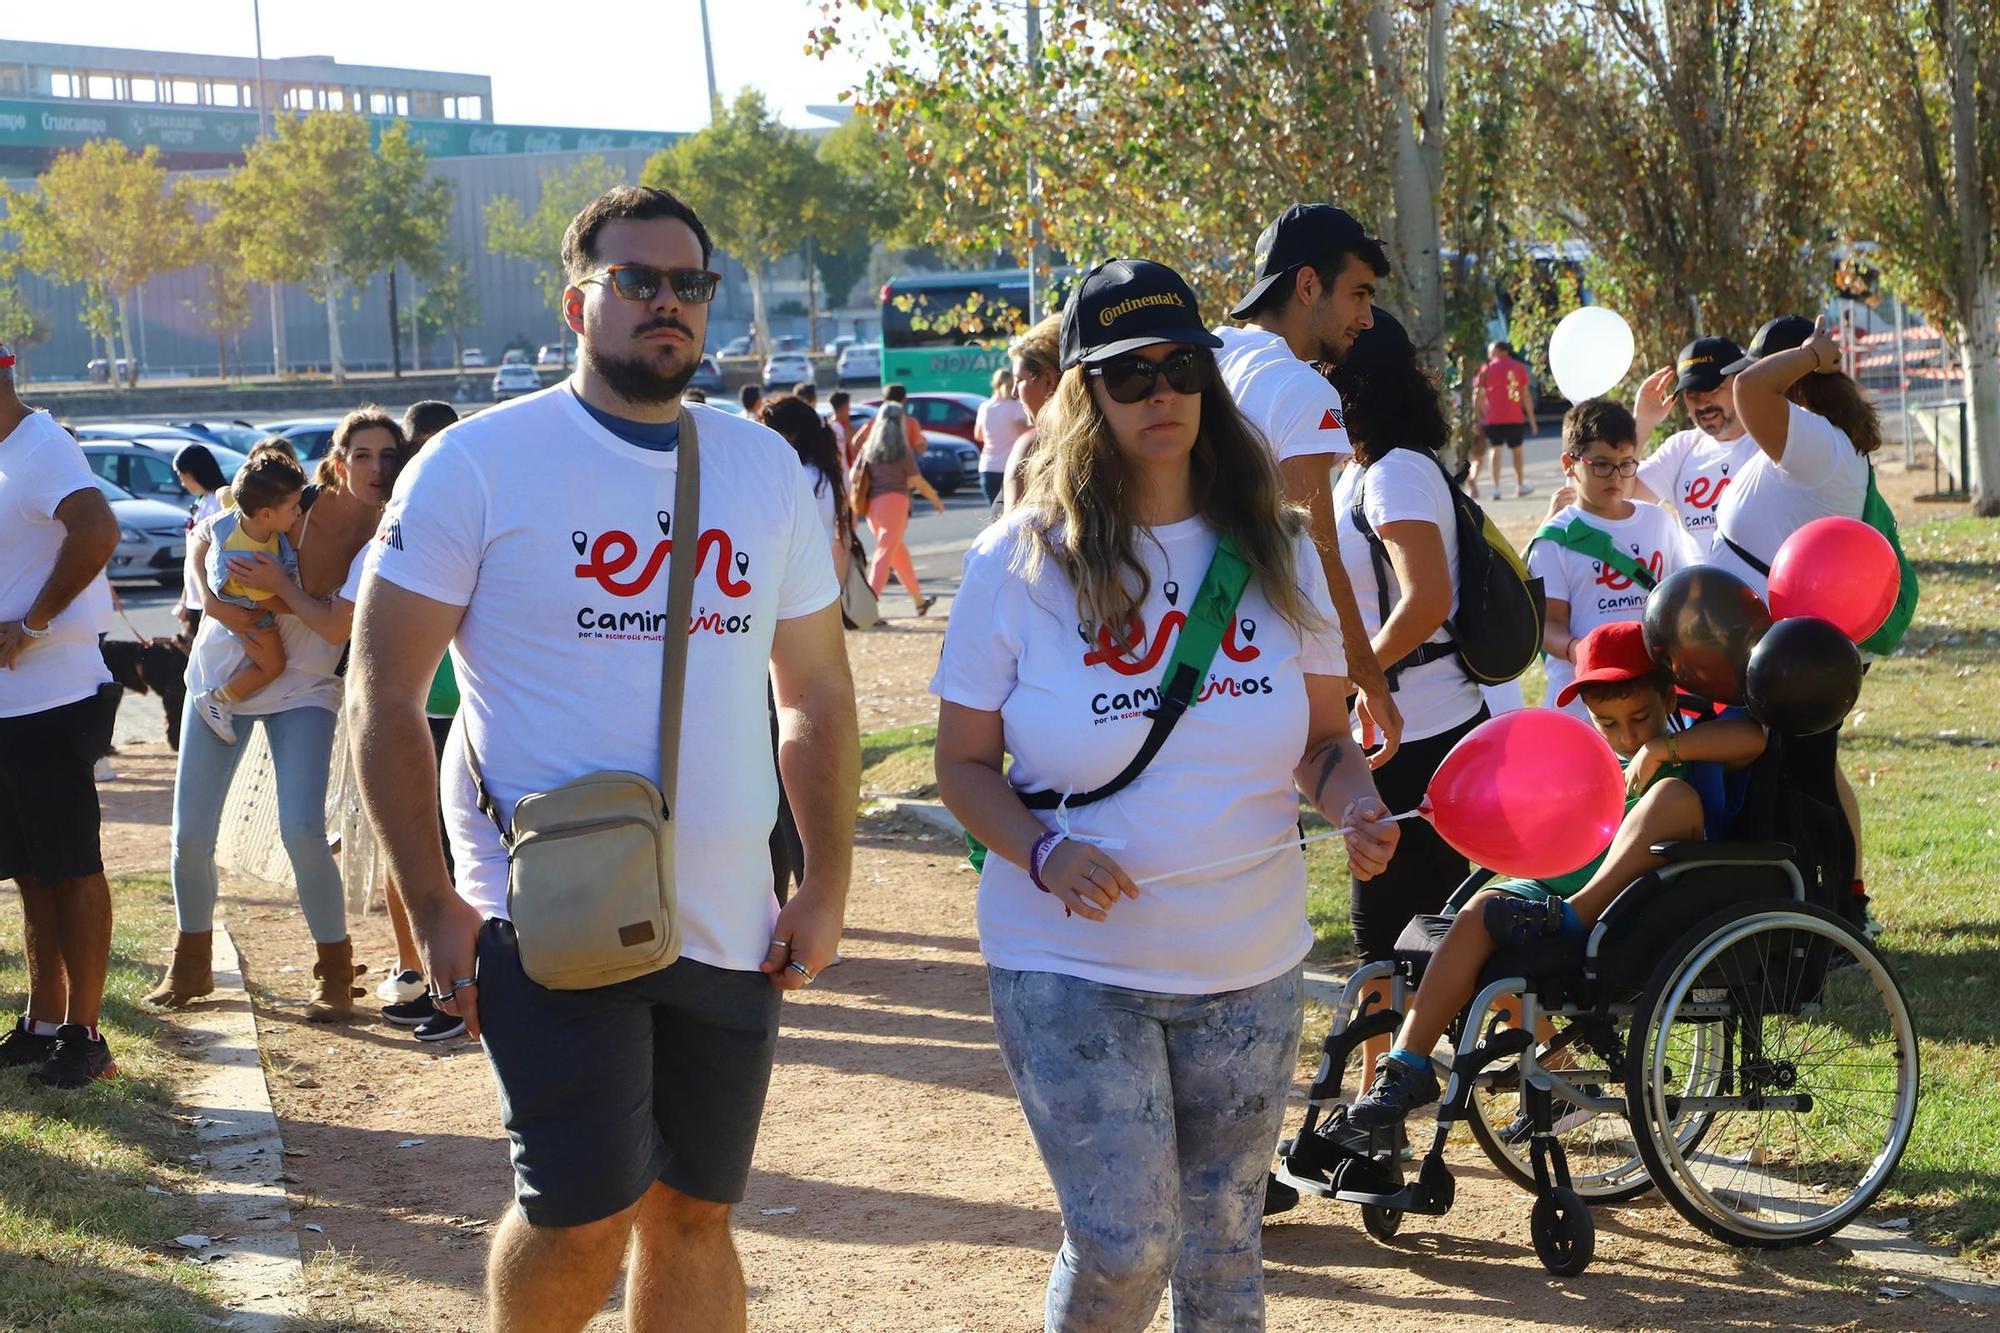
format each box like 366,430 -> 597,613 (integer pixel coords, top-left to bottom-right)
1334,1153 -> 1456,1216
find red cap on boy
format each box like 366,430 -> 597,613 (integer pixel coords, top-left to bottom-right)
1556,621 -> 1657,709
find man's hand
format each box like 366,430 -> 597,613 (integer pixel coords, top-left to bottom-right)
1355,684 -> 1403,770
1633,365 -> 1676,438
1343,796 -> 1401,880
0,621 -> 35,671
417,893 -> 487,1039
762,882 -> 847,991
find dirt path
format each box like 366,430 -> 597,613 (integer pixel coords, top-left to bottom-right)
99,609 -> 1984,1331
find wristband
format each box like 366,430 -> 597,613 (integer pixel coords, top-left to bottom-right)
1028,830 -> 1068,894
18,620 -> 49,639
1666,732 -> 1679,764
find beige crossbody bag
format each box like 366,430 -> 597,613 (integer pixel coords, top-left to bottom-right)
465,412 -> 701,990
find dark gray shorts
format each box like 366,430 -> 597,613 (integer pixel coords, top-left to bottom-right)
476,919 -> 783,1227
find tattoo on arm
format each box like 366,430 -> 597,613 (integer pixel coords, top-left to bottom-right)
1307,738 -> 1345,803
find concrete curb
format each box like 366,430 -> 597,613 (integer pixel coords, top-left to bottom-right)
172,925 -> 305,1327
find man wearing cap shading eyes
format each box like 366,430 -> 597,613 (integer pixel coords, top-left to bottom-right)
1623,335 -> 1760,553
1215,203 -> 1404,765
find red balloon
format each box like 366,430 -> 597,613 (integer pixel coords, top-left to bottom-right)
1423,711 -> 1626,880
1767,516 -> 1898,644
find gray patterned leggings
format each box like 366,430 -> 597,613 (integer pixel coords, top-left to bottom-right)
988,963 -> 1305,1333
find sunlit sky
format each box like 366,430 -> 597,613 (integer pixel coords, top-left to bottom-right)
5,1 -> 887,131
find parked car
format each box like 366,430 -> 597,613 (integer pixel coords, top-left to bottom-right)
492,363 -> 543,401
82,442 -> 197,502
502,348 -> 531,366
689,355 -> 725,395
899,391 -> 987,443
461,348 -> 489,368
836,342 -> 881,385
772,336 -> 808,354
85,357 -> 134,383
763,351 -> 815,390
92,475 -> 191,586
719,335 -> 755,357
257,417 -> 342,462
170,419 -> 267,452
827,403 -> 977,496
825,335 -> 857,356
535,343 -> 572,368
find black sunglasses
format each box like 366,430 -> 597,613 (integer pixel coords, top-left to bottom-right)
1086,347 -> 1211,404
577,264 -> 721,304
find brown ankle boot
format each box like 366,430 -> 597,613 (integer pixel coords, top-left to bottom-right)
144,931 -> 214,1007
305,939 -> 365,1023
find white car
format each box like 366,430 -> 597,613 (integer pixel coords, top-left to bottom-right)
492,363 -> 543,401
461,348 -> 489,368
91,476 -> 190,586
836,342 -> 881,385
763,351 -> 815,391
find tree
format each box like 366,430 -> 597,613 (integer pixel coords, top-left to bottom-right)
346,122 -> 454,379
0,253 -> 51,381
1838,0 -> 2000,514
416,256 -> 481,370
223,111 -> 375,384
810,118 -> 907,309
179,179 -> 254,380
644,90 -> 818,357
0,140 -> 195,388
484,155 -> 627,364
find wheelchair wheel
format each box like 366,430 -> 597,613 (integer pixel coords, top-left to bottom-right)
1530,1186 -> 1594,1276
1464,997 -> 1721,1204
1627,903 -> 1919,1248
1361,1203 -> 1404,1242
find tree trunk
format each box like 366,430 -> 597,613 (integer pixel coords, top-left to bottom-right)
747,262 -> 771,358
451,326 -> 464,372
116,293 -> 141,388
387,266 -> 403,379
1365,0 -> 1447,375
323,266 -> 347,385
1946,0 -> 1998,513
1957,270 -> 2000,514
407,273 -> 422,372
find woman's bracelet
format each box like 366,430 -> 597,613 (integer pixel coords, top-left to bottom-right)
1027,830 -> 1068,894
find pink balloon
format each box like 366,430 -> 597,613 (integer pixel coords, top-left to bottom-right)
1423,711 -> 1626,880
1767,516 -> 1898,644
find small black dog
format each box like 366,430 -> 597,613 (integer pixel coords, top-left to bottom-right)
98,635 -> 191,752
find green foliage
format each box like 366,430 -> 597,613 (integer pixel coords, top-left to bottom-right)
344,121 -> 453,286
220,111 -> 372,298
178,179 -> 253,378
416,256 -> 481,367
482,154 -> 628,325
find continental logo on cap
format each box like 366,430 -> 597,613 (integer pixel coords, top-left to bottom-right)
1099,292 -> 1187,327
1678,354 -> 1713,371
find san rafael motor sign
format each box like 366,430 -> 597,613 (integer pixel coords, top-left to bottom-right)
0,97 -> 675,160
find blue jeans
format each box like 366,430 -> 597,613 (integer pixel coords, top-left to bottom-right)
170,698 -> 346,944
980,470 -> 1006,504
988,963 -> 1305,1333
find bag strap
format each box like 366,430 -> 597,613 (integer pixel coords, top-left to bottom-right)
1719,533 -> 1772,578
468,409 -> 702,841
1532,518 -> 1659,591
1019,535 -> 1252,812
1348,462 -> 1460,691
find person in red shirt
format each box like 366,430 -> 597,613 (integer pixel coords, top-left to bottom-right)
1468,340 -> 1538,499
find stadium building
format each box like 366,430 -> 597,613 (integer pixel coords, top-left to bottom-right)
0,41 -> 851,379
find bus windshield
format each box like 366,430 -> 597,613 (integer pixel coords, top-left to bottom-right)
879,269 -> 1035,394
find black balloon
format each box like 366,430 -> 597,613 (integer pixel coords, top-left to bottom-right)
1642,566 -> 1774,705
1746,616 -> 1862,736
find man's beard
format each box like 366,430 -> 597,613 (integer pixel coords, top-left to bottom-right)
1695,407 -> 1737,435
584,332 -> 699,406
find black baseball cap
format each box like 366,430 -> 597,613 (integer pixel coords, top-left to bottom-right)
1228,204 -> 1386,321
1720,316 -> 1816,376
1339,306 -> 1413,375
1674,336 -> 1745,394
1059,259 -> 1223,370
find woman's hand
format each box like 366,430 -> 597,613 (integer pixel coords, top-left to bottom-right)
1039,840 -> 1140,922
1804,315 -> 1841,374
1342,796 -> 1400,881
226,551 -> 295,598
202,597 -> 261,635
1626,736 -> 1671,795
1632,365 -> 1677,438
931,495 -> 947,515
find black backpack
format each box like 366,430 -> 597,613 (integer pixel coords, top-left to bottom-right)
1348,454 -> 1546,688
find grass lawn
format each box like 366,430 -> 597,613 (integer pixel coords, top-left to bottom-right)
0,873 -> 237,1332
857,516 -> 2000,1257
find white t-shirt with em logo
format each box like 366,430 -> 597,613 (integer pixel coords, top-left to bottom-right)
1637,427 -> 1760,552
364,387 -> 839,972
1528,501 -> 1694,718
931,510 -> 1346,995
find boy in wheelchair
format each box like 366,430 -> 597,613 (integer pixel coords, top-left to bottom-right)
1346,620 -> 1767,1130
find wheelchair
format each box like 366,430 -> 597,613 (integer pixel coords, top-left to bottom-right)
1273,735 -> 1920,1276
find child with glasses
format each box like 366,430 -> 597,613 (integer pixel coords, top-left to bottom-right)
1525,399 -> 1695,718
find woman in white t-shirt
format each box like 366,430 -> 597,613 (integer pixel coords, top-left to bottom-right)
973,366 -> 1032,506
171,444 -> 230,640
1323,309 -> 1490,1080
932,259 -> 1399,1330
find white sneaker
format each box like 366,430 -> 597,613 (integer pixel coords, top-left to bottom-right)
377,967 -> 427,1004
1515,482 -> 1535,498
193,690 -> 236,745
1492,488 -> 1503,501
93,757 -> 117,782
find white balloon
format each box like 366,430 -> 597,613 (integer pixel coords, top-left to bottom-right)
1547,306 -> 1636,402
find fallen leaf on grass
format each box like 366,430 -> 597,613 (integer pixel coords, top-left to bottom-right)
396,1138 -> 427,1149
1877,1286 -> 1913,1299
174,1234 -> 213,1249
302,1223 -> 323,1233
1878,1217 -> 1911,1230
146,1185 -> 171,1196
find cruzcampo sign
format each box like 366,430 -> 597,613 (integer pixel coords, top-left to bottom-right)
0,97 -> 676,159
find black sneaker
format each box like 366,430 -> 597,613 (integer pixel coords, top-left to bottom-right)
382,994 -> 437,1028
414,1010 -> 466,1042
0,1021 -> 57,1069
32,1025 -> 118,1088
1347,1054 -> 1440,1130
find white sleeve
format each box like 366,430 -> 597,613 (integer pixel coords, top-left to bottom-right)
1361,450 -> 1448,530
365,437 -> 486,608
1637,430 -> 1694,500
1293,530 -> 1348,678
22,434 -> 99,521
930,536 -> 1025,710
1526,533 -> 1569,601
338,548 -> 367,605
776,460 -> 840,619
1774,403 -> 1846,488
1263,363 -> 1353,463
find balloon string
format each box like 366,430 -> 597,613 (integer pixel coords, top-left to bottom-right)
1133,809 -> 1428,888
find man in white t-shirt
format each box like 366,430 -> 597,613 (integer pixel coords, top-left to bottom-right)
1216,203 -> 1403,763
348,187 -> 856,1330
0,344 -> 125,1088
1628,335 -> 1761,553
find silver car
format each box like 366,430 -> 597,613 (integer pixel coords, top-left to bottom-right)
92,476 -> 191,586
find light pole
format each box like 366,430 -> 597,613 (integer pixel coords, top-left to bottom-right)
1024,0 -> 1044,322
253,0 -> 286,377
699,0 -> 723,123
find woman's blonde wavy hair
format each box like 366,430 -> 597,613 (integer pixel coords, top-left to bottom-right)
1015,349 -> 1320,647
